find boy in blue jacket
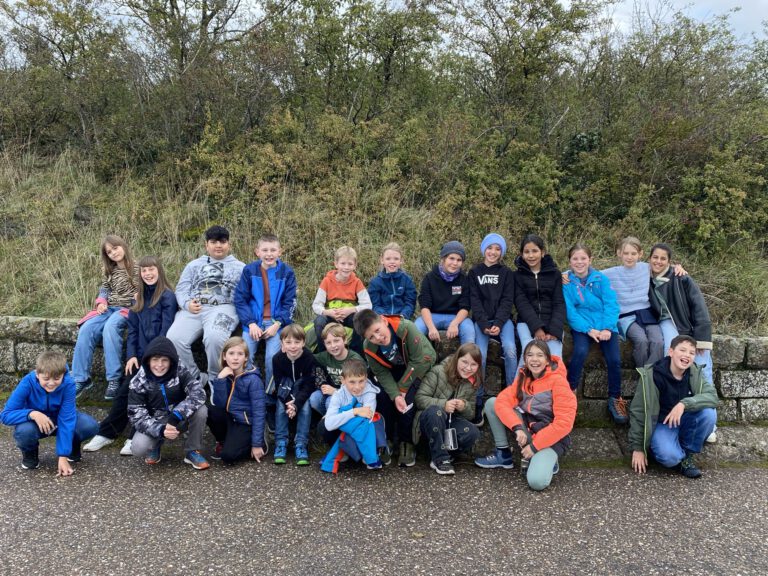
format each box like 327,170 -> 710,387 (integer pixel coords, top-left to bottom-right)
234,233 -> 297,390
0,351 -> 98,475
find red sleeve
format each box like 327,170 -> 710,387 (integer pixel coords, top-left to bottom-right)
494,382 -> 524,431
531,375 -> 576,452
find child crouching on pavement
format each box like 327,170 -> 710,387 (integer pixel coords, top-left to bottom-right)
0,351 -> 98,475
321,358 -> 386,473
127,336 -> 209,470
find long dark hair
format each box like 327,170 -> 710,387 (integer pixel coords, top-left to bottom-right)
515,340 -> 557,403
445,343 -> 483,390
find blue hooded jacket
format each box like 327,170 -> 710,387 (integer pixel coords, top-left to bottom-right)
0,369 -> 77,457
125,284 -> 177,361
234,259 -> 297,328
368,269 -> 417,318
563,268 -> 620,334
211,368 -> 266,449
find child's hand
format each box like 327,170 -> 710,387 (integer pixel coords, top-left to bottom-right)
262,323 -> 279,338
251,447 -> 264,462
521,445 -> 534,459
445,321 -> 459,340
427,326 -> 441,342
249,323 -> 263,340
486,326 -> 500,336
320,384 -> 336,395
218,366 -> 234,379
164,424 -> 180,439
353,406 -> 373,419
515,429 -> 529,447
57,457 -> 74,477
30,411 -> 55,434
394,395 -> 408,413
285,401 -> 297,419
599,330 -> 613,341
663,402 -> 685,428
336,308 -> 354,320
632,450 -> 647,474
188,299 -> 202,314
673,263 -> 688,277
96,303 -> 108,314
125,357 -> 139,375
561,272 -> 571,285
534,328 -> 547,340
588,329 -> 601,343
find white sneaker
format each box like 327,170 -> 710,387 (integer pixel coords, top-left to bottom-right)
83,435 -> 114,452
706,425 -> 718,444
120,439 -> 133,456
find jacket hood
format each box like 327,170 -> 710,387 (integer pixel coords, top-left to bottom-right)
377,269 -> 405,280
515,254 -> 559,275
141,336 -> 179,377
566,267 -> 600,283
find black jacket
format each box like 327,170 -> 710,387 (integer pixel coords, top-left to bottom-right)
271,347 -> 325,409
649,269 -> 712,346
514,254 -> 566,337
418,265 -> 470,315
469,262 -> 516,329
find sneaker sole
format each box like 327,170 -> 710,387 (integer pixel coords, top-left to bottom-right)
430,461 -> 455,475
398,459 -> 416,468
274,458 -> 286,464
145,456 -> 162,465
295,459 -> 309,466
474,461 -> 514,469
21,462 -> 40,470
183,458 -> 210,470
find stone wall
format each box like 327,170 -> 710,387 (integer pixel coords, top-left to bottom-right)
1,316 -> 767,422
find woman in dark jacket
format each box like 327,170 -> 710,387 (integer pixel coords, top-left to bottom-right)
514,235 -> 566,365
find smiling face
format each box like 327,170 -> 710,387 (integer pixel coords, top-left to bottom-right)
104,243 -> 126,265
140,265 -> 159,286
381,249 -> 402,274
483,243 -> 502,266
456,353 -> 480,380
569,249 -> 592,278
364,319 -> 392,347
342,374 -> 367,396
521,242 -> 544,272
257,240 -> 282,268
37,372 -> 64,392
618,244 -> 641,268
149,356 -> 171,378
335,256 -> 357,282
524,345 -> 549,378
669,340 -> 697,376
224,345 -> 248,373
650,247 -> 670,276
323,333 -> 347,359
441,253 -> 464,274
281,336 -> 305,360
206,239 -> 231,260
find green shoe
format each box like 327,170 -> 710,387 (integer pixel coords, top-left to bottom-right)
273,441 -> 287,465
295,444 -> 309,466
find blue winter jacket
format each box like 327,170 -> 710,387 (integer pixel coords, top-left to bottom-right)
0,369 -> 78,457
234,259 -> 297,328
563,268 -> 620,334
211,368 -> 266,449
368,270 -> 417,318
126,285 -> 177,361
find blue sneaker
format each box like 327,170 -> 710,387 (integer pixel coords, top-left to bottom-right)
274,441 -> 287,464
295,444 -> 309,466
608,396 -> 629,425
475,448 -> 514,469
184,450 -> 210,470
145,442 -> 163,465
75,379 -> 93,398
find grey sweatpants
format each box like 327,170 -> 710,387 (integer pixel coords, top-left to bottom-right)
166,305 -> 238,382
132,405 -> 209,457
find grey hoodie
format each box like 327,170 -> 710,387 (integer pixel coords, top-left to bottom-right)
175,254 -> 245,311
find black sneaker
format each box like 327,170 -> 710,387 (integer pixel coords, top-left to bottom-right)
21,449 -> 39,470
104,380 -> 121,400
680,454 -> 702,479
75,379 -> 93,398
430,460 -> 455,475
67,447 -> 82,463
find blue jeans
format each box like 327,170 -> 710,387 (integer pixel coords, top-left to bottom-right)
13,412 -> 98,452
309,389 -> 332,416
568,331 -> 622,396
242,320 -> 282,389
275,399 -> 312,446
517,323 -> 562,367
72,307 -> 128,382
659,319 -> 714,385
474,320 -> 517,389
650,408 -> 717,467
415,313 -> 475,345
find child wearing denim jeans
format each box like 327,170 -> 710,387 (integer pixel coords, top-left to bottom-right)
271,325 -> 325,465
310,323 -> 363,416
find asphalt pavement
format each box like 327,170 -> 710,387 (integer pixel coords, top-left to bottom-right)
0,432 -> 767,576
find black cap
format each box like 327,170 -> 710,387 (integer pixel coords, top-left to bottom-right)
205,225 -> 230,242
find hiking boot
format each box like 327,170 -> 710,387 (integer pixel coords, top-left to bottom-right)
398,442 -> 416,467
295,444 -> 309,466
119,439 -> 133,456
144,442 -> 162,465
104,380 -> 121,400
608,396 -> 629,425
474,448 -> 514,469
430,460 -> 455,475
21,449 -> 39,470
274,441 -> 287,464
706,425 -> 718,444
366,460 -> 383,470
83,435 -> 114,452
680,453 -> 702,479
184,450 -> 210,470
75,379 -> 93,398
211,441 -> 224,460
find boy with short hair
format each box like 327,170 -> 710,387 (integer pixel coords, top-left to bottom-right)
310,322 -> 364,416
321,358 -> 385,473
354,309 -> 436,467
312,246 -> 372,354
0,351 -> 98,475
271,324 -> 325,465
234,233 -> 297,389
167,225 -> 245,384
127,336 -> 210,470
630,335 -> 718,478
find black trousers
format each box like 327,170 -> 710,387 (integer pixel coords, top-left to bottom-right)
207,404 -> 254,464
376,378 -> 421,445
98,367 -> 137,439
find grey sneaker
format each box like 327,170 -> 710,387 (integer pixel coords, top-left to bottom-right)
430,460 -> 455,475
398,442 -> 416,467
104,380 -> 121,400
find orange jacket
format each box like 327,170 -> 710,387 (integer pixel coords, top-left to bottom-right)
494,356 -> 576,453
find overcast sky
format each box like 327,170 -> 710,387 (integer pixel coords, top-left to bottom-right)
607,0 -> 768,40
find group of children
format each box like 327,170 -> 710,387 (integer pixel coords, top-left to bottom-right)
0,226 -> 719,489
